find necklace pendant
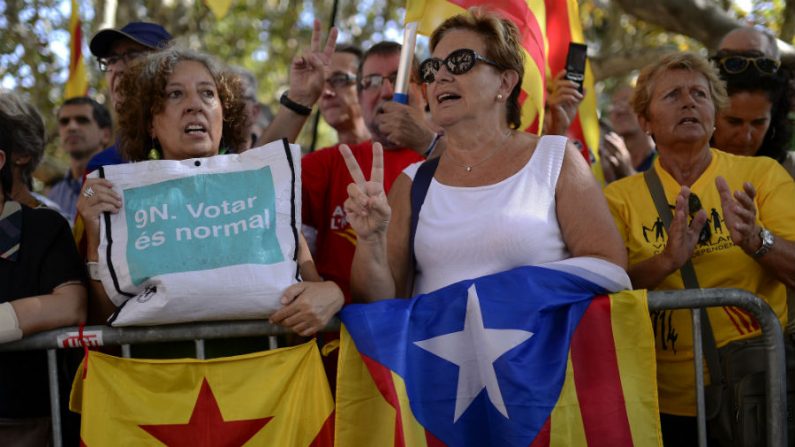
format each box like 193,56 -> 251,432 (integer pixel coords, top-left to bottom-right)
466,166 -> 472,172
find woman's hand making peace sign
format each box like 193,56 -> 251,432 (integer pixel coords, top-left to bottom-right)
340,142 -> 391,242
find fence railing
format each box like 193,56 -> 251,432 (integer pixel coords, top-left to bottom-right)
0,289 -> 786,447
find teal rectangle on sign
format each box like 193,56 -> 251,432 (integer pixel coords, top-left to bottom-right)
123,166 -> 283,285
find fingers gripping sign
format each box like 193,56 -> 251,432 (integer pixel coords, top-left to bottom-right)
340,143 -> 390,241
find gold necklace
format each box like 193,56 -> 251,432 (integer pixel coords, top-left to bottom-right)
444,129 -> 512,172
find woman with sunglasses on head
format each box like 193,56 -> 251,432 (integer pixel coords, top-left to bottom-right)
340,7 -> 628,303
603,52 -> 795,445
711,50 -> 795,179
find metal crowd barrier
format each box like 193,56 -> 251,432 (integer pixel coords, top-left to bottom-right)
0,289 -> 787,447
647,288 -> 788,447
0,319 -> 341,447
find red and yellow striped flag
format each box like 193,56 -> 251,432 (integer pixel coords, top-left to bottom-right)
70,341 -> 334,446
64,0 -> 88,99
405,0 -> 547,134
335,266 -> 661,446
545,0 -> 604,183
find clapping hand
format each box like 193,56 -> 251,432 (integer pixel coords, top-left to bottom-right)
340,142 -> 391,241
288,19 -> 338,107
716,176 -> 760,254
662,186 -> 707,269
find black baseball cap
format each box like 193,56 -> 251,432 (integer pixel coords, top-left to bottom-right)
89,22 -> 172,58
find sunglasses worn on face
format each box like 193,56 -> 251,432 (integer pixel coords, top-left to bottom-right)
326,72 -> 356,89
360,73 -> 398,91
420,48 -> 499,84
98,51 -> 146,72
718,55 -> 780,75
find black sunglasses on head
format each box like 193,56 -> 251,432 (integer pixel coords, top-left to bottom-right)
717,55 -> 780,75
419,48 -> 500,84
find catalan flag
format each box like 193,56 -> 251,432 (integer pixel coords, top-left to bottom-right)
70,341 -> 334,446
204,0 -> 233,19
544,0 -> 604,183
335,264 -> 661,446
65,0 -> 88,99
405,0 -> 548,134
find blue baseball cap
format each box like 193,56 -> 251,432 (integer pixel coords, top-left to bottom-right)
89,22 -> 172,58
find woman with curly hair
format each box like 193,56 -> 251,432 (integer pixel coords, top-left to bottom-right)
76,47 -> 343,338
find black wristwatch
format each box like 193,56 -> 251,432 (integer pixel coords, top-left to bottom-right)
752,227 -> 774,258
279,92 -> 312,116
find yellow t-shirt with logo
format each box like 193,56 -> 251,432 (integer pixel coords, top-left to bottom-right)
605,149 -> 795,416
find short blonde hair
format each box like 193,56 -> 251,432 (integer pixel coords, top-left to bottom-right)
633,52 -> 728,121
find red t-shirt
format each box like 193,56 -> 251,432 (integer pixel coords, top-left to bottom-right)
302,140 -> 424,301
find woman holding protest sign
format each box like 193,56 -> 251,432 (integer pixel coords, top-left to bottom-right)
77,23 -> 343,340
341,8 -> 628,301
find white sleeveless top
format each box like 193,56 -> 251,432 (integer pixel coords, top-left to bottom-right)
404,135 -> 570,294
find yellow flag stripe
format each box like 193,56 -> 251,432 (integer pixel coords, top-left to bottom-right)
335,326 -> 398,446
390,369 -> 431,446
550,354 -> 588,446
610,290 -> 663,446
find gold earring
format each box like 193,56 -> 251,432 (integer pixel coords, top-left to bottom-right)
148,139 -> 161,160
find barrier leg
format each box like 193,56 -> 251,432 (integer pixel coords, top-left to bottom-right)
195,339 -> 205,360
47,349 -> 62,447
691,310 -> 708,447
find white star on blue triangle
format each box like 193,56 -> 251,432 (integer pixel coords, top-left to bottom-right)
414,284 -> 535,422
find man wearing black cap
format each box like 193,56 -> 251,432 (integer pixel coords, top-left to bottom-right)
86,22 -> 172,172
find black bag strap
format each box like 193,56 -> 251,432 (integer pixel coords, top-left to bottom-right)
644,168 -> 723,416
409,157 -> 440,275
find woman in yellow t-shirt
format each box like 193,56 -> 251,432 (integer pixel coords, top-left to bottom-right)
604,52 -> 795,445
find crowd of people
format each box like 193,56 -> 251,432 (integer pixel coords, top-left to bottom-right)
2,6 -> 795,446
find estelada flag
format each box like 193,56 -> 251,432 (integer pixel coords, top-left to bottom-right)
70,341 -> 334,446
545,0 -> 604,184
335,262 -> 661,446
405,0 -> 548,135
65,0 -> 88,99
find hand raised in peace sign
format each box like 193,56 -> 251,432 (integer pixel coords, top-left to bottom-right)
288,19 -> 338,107
340,142 -> 391,241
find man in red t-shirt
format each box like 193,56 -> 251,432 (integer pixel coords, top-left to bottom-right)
302,41 -> 439,301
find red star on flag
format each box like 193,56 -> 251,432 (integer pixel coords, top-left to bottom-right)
139,378 -> 272,446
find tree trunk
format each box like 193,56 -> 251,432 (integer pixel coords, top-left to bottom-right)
613,0 -> 795,65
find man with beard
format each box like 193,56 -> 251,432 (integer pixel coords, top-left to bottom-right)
48,97 -> 111,224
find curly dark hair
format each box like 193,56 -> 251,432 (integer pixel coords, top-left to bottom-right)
722,66 -> 793,163
116,48 -> 248,161
429,7 -> 525,130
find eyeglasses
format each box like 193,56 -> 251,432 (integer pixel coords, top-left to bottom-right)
326,72 -> 356,89
419,48 -> 500,84
97,51 -> 145,72
717,55 -> 780,75
360,73 -> 398,91
686,192 -> 711,245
